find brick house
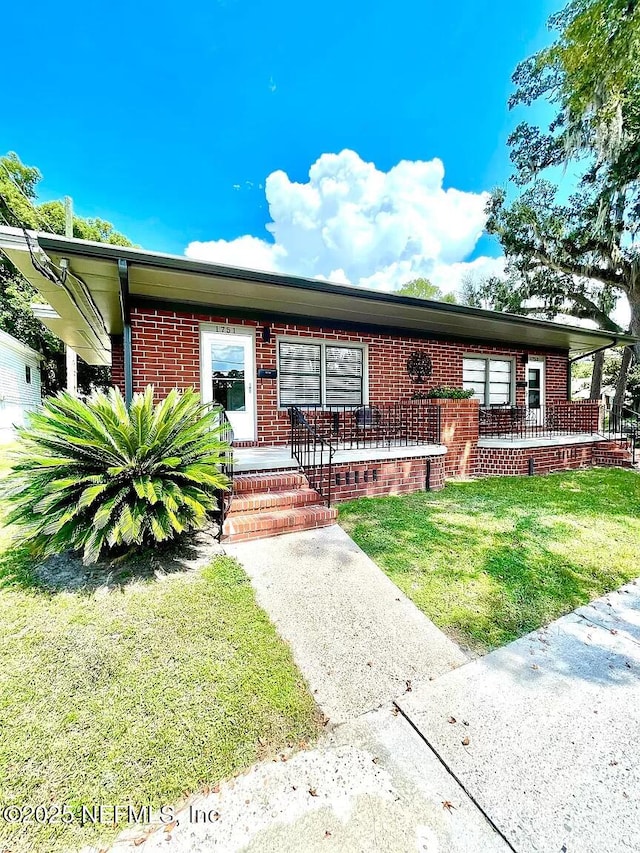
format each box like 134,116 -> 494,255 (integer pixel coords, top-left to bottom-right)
1,226 -> 635,541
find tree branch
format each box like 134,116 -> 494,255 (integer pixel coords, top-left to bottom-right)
533,251 -> 627,290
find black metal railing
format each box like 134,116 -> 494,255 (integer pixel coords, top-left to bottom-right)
290,406 -> 334,505
479,403 -> 599,440
217,409 -> 235,535
288,402 -> 441,450
604,405 -> 639,464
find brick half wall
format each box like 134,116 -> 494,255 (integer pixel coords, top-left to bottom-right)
328,452 -> 446,501
478,440 -> 609,476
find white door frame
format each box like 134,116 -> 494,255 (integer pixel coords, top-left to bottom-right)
526,357 -> 546,424
200,324 -> 257,442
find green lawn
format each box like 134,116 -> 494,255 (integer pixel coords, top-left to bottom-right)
339,468 -> 640,655
0,532 -> 319,851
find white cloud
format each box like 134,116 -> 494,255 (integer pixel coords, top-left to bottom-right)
185,149 -> 501,294
429,255 -> 506,294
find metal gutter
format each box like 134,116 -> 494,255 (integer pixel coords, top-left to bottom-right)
567,339 -> 622,400
117,259 -> 133,406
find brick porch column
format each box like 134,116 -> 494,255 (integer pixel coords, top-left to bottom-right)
436,398 -> 480,478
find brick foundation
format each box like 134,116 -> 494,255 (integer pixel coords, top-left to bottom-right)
477,439 -> 630,477
328,453 -> 446,501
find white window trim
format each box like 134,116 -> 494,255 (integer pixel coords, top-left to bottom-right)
462,354 -> 516,406
276,335 -> 369,409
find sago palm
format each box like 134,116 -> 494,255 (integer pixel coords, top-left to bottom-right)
2,386 -> 231,564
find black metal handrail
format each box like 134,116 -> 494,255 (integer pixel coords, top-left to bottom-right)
217,409 -> 234,535
605,405 -> 639,464
289,401 -> 441,449
479,403 -> 599,440
289,406 -> 334,506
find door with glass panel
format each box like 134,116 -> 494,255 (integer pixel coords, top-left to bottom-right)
526,358 -> 545,425
201,330 -> 255,442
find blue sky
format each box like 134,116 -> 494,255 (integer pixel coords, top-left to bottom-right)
2,0 -> 560,291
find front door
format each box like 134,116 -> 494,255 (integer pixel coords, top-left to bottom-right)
201,329 -> 256,442
526,358 -> 545,424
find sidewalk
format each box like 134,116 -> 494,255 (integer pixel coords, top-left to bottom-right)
110,704 -> 511,853
398,579 -> 640,853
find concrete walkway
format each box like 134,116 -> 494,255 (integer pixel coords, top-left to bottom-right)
398,579 -> 640,853
227,525 -> 467,724
110,530 -> 640,853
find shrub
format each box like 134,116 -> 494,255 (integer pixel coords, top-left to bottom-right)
2,386 -> 230,564
412,386 -> 475,400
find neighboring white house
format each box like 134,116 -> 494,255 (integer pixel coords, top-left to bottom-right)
572,377 -> 616,408
0,329 -> 43,443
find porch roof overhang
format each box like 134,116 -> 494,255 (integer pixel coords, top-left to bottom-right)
0,225 -> 637,366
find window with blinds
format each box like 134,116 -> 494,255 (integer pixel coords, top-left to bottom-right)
278,341 -> 322,406
278,340 -> 365,407
325,346 -> 363,405
462,357 -> 513,406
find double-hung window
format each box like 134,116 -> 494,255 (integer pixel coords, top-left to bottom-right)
463,357 -> 513,406
278,339 -> 365,407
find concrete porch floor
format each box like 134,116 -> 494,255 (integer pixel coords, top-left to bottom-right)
233,443 -> 447,473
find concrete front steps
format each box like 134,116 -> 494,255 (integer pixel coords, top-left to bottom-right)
593,439 -> 634,468
221,471 -> 337,543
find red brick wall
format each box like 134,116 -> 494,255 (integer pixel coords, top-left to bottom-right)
553,400 -> 602,433
478,441 -> 599,476
122,307 -> 569,445
329,453 -> 446,501
110,336 -> 124,392
438,398 -> 480,477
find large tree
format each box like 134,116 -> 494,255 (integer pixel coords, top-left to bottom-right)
0,152 -> 132,394
486,0 -> 640,405
396,277 -> 457,303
